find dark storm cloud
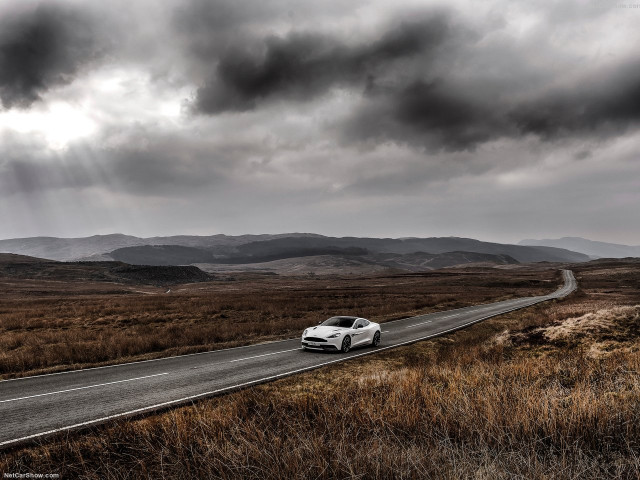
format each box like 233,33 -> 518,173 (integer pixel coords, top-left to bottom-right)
509,63 -> 640,138
342,58 -> 640,152
0,3 -> 105,109
191,17 -> 451,113
343,79 -> 507,152
179,1 -> 640,152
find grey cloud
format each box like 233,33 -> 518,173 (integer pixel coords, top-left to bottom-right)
1,158 -> 94,194
342,58 -> 640,152
574,150 -> 592,161
0,133 -> 94,194
183,2 -> 640,152
509,64 -> 640,139
191,16 -> 451,113
0,126 -> 265,197
0,3 -> 107,109
173,0 -> 369,59
343,79 -> 507,152
104,133 -> 224,195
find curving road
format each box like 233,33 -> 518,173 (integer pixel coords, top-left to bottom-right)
0,270 -> 576,449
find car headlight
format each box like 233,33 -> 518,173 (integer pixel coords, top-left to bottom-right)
327,332 -> 342,338
303,329 -> 308,336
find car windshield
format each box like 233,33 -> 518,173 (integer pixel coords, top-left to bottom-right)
321,317 -> 356,328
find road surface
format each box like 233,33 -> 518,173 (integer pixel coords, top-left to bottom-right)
0,270 -> 576,448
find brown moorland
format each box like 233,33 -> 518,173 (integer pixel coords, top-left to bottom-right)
0,263 -> 558,378
1,261 -> 639,478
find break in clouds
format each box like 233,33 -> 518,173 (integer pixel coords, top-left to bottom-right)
0,0 -> 639,243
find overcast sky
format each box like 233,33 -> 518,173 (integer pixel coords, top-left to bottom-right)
1,0 -> 639,244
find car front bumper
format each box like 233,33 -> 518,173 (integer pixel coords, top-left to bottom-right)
301,336 -> 343,351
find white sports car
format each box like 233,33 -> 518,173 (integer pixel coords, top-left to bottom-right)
301,316 -> 381,353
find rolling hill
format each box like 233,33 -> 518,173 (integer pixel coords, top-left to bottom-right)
0,253 -> 212,286
195,251 -> 521,276
520,237 -> 640,259
228,236 -> 588,264
0,234 -> 590,270
0,233 -> 323,262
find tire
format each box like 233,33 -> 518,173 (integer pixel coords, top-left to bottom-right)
341,335 -> 351,353
372,331 -> 381,347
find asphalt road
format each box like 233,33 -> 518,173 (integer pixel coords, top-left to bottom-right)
0,270 -> 576,448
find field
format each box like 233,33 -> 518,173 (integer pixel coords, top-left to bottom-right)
1,262 -> 639,478
0,266 -> 557,378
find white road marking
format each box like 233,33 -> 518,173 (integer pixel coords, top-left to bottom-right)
0,373 -> 169,404
404,313 -> 462,329
229,348 -> 301,363
404,320 -> 432,329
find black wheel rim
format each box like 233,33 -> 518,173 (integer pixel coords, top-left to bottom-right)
343,337 -> 351,352
373,332 -> 380,346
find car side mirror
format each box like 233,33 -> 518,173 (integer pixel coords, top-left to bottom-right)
357,324 -> 363,329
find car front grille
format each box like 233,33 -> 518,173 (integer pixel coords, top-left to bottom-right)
303,337 -> 327,342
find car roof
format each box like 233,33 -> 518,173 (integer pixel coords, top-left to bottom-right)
329,316 -> 369,321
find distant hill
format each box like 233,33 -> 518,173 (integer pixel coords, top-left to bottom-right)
0,250 -> 523,282
229,236 -> 588,264
0,233 -> 590,265
0,233 -> 323,262
195,255 -> 390,276
0,253 -> 212,286
196,251 -> 520,276
364,251 -> 519,271
0,234 -> 144,262
110,244 -> 369,266
520,237 -> 640,259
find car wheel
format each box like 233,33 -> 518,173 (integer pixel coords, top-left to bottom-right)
372,331 -> 381,347
341,336 -> 351,353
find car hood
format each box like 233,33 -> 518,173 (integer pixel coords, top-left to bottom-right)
303,326 -> 348,337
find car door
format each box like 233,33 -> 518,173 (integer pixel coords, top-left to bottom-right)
361,319 -> 374,344
351,319 -> 367,346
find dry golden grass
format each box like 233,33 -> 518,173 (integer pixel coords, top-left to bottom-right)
0,267 -> 556,378
535,305 -> 638,341
1,262 -> 639,478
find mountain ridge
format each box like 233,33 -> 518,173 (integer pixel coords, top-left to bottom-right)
520,237 -> 640,259
0,233 -> 590,264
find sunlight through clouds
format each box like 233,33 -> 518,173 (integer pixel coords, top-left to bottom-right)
0,102 -> 97,150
